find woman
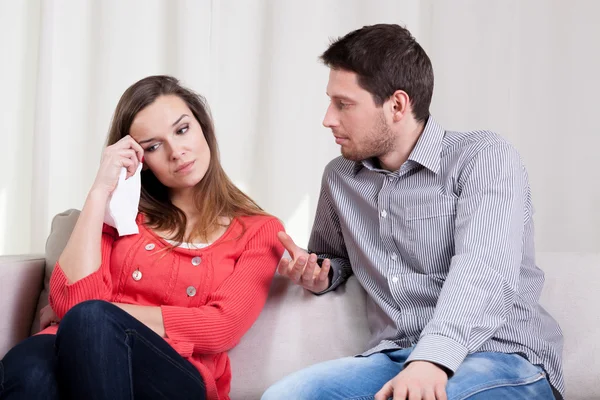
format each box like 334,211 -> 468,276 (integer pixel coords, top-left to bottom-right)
0,75 -> 284,400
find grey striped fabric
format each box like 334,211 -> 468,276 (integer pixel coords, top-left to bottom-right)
308,116 -> 564,396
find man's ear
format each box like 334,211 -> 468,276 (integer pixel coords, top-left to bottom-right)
390,90 -> 410,122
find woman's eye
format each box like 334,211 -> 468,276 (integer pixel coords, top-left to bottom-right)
146,144 -> 159,152
177,125 -> 189,135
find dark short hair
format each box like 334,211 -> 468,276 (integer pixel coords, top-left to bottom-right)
320,24 -> 434,123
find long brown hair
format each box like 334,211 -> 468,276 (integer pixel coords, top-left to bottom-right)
106,75 -> 267,242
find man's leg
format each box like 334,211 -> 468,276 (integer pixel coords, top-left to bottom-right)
447,352 -> 555,400
261,349 -> 411,400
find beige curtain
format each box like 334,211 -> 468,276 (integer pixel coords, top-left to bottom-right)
1,0 -> 598,255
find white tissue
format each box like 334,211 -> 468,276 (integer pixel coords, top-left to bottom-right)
103,163 -> 142,236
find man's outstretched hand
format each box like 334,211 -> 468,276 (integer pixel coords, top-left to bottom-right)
276,232 -> 331,293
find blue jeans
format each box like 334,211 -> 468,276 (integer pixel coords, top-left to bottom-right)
262,348 -> 556,400
0,300 -> 206,400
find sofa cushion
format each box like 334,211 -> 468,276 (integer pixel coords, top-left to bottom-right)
537,252 -> 600,400
37,210 -> 599,399
30,209 -> 80,334
228,273 -> 370,399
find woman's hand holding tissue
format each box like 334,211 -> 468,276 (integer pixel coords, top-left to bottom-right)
92,135 -> 144,196
55,135 -> 144,284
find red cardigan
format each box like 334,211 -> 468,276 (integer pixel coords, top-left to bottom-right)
43,213 -> 284,400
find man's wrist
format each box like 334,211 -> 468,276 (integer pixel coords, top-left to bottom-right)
406,360 -> 451,377
405,334 -> 469,375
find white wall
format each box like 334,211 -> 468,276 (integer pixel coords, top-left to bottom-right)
0,0 -> 598,255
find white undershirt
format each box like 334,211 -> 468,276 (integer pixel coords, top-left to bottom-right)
164,240 -> 211,249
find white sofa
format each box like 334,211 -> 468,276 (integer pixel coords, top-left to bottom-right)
1,209 -> 598,399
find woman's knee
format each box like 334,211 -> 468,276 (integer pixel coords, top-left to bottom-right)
58,300 -> 114,332
56,300 -> 120,347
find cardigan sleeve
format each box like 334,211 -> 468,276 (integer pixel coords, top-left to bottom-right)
161,217 -> 285,354
49,224 -> 117,318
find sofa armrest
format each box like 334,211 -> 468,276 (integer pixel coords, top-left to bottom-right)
0,254 -> 45,358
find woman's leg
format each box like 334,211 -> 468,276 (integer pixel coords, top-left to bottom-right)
55,300 -> 206,400
0,334 -> 59,400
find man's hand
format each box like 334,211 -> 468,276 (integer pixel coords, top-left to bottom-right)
276,232 -> 331,293
375,361 -> 448,400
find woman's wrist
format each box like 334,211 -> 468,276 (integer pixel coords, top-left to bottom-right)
87,185 -> 111,203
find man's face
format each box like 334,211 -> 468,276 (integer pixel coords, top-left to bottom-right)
323,69 -> 394,161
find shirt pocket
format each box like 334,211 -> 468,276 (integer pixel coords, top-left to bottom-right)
403,197 -> 457,275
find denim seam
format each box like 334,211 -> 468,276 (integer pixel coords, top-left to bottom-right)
124,329 -> 204,388
125,333 -> 135,399
97,303 -> 203,389
455,372 -> 546,400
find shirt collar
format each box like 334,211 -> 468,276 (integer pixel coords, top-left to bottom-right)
353,116 -> 445,175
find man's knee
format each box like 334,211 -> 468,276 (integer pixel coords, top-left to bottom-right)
262,380 -> 316,400
262,370 -> 330,400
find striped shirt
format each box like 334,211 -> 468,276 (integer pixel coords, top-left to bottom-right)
308,116 -> 564,396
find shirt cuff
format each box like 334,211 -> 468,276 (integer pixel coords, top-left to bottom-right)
310,257 -> 346,295
405,334 -> 469,374
50,264 -> 108,318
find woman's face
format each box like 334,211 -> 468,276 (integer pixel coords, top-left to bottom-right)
129,95 -> 211,194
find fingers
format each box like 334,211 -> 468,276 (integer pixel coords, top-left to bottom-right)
39,306 -> 58,331
130,138 -> 145,163
276,252 -> 306,283
317,258 -> 330,283
375,381 -> 394,400
277,231 -> 301,258
434,385 -> 447,400
119,149 -> 139,179
393,385 -> 407,400
301,253 -> 318,283
422,387 -> 436,400
116,135 -> 144,162
406,387 -> 420,400
277,257 -> 290,276
289,255 -> 307,282
40,315 -> 49,330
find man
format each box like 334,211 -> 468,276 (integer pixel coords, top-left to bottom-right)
262,24 -> 563,400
